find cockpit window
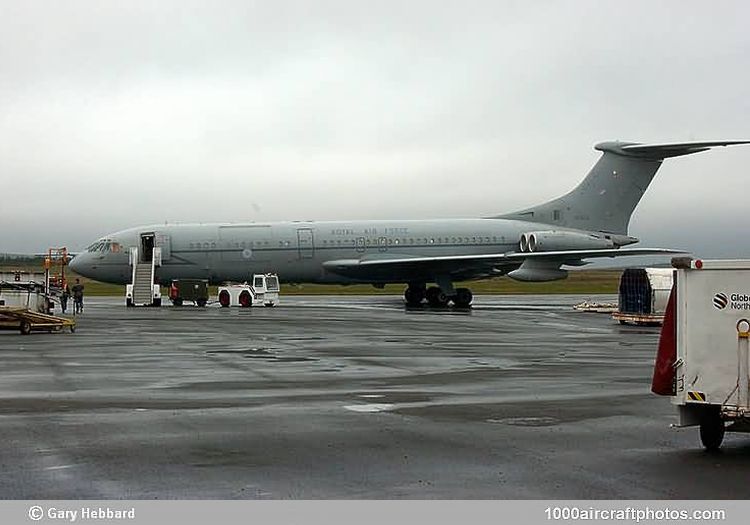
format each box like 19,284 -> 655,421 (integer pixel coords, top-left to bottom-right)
87,239 -> 114,252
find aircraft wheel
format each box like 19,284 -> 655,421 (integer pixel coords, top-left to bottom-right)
239,291 -> 252,308
153,298 -> 162,307
699,406 -> 725,451
196,299 -> 207,307
426,286 -> 449,307
453,288 -> 473,308
172,297 -> 183,307
20,321 -> 32,335
404,286 -> 425,306
126,298 -> 133,307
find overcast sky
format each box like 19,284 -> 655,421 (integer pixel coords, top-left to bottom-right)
1,0 -> 749,256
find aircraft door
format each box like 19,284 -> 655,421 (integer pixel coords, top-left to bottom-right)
356,237 -> 365,253
155,232 -> 171,260
297,228 -> 314,259
140,233 -> 155,263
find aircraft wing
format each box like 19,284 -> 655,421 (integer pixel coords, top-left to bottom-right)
323,248 -> 684,281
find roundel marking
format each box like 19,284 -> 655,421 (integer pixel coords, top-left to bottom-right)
713,293 -> 728,310
241,248 -> 253,259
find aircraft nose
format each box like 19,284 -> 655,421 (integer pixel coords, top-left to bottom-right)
68,253 -> 87,275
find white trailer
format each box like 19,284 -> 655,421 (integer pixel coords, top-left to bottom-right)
612,267 -> 673,325
0,272 -> 51,313
653,258 -> 750,450
217,274 -> 280,307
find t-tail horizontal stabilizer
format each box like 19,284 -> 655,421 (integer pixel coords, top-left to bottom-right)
495,139 -> 750,235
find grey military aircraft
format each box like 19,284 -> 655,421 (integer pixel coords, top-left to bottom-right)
71,140 -> 749,307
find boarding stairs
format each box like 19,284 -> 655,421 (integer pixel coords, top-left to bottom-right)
128,247 -> 161,306
132,261 -> 153,305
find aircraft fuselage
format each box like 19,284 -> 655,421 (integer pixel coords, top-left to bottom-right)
71,218 -> 572,285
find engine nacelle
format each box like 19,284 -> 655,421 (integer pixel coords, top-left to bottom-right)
518,230 -> 614,252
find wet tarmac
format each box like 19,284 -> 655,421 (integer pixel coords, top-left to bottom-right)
1,295 -> 749,499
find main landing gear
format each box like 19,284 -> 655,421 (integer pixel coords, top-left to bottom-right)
404,282 -> 473,308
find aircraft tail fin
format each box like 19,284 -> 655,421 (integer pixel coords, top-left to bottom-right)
494,140 -> 750,235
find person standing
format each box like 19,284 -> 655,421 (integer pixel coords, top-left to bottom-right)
72,279 -> 84,314
60,284 -> 70,314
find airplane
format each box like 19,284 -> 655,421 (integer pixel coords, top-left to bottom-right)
70,140 -> 749,307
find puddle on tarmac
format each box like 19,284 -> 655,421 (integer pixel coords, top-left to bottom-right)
344,403 -> 394,413
486,416 -> 560,427
207,347 -> 317,362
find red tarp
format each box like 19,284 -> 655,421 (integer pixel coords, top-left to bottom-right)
652,285 -> 677,395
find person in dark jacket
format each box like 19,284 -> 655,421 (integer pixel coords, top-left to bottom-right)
60,284 -> 70,314
72,279 -> 84,314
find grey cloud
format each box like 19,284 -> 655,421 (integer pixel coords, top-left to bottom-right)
1,0 -> 749,255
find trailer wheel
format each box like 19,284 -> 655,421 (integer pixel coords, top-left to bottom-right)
699,407 -> 725,451
20,321 -> 32,335
239,291 -> 252,308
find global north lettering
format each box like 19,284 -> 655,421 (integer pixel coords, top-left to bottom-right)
725,292 -> 750,310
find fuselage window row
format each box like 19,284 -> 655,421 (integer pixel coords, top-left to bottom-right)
182,234 -> 506,252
